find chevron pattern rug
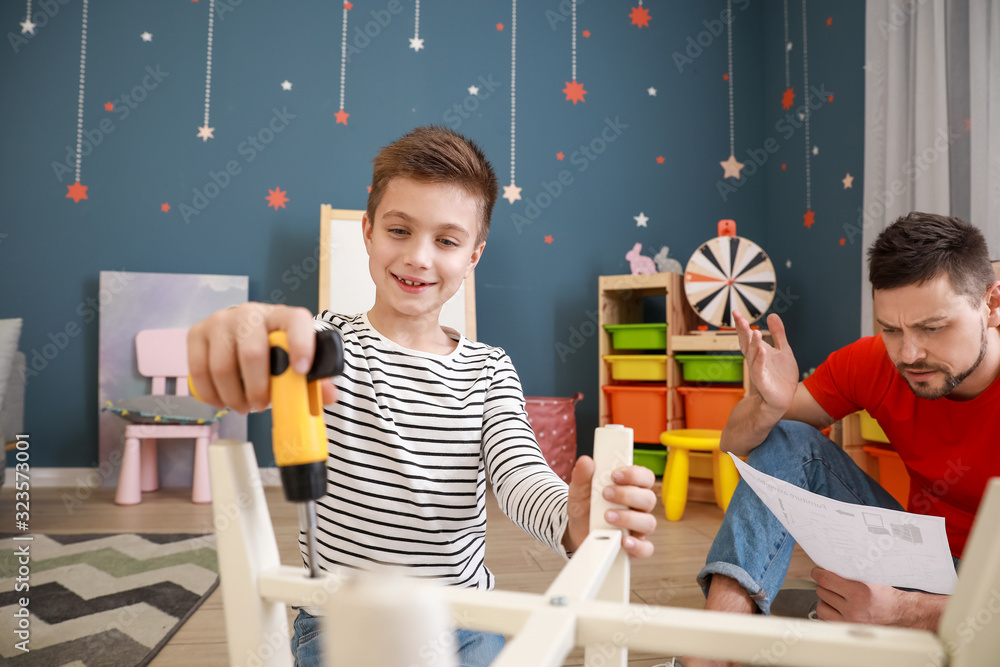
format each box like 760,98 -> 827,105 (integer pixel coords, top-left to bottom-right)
0,533 -> 219,667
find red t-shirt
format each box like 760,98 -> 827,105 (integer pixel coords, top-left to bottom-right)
803,335 -> 1000,558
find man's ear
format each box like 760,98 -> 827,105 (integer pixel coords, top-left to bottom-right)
986,280 -> 1000,328
361,214 -> 373,256
465,241 -> 486,278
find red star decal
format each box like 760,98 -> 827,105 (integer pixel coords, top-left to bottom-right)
335,108 -> 350,125
781,163 -> 787,170
803,210 -> 815,229
161,203 -> 171,212
629,6 -> 651,28
656,156 -> 665,164
496,23 -> 504,31
104,102 -> 114,112
826,17 -> 833,26
582,30 -> 591,38
66,181 -> 88,202
544,235 -> 554,244
828,95 -> 834,103
267,187 -> 289,210
563,79 -> 587,104
723,73 -> 729,81
839,238 -> 846,246
556,152 -> 565,160
344,1 -> 353,9
781,87 -> 795,110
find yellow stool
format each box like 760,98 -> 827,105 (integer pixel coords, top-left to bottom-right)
660,429 -> 741,521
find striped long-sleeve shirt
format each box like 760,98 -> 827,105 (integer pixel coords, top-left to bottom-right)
305,312 -> 570,590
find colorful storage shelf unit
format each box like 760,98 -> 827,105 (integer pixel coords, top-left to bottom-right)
603,323 -> 668,350
676,386 -> 745,430
674,354 -> 744,383
603,355 -> 669,382
602,385 -> 668,444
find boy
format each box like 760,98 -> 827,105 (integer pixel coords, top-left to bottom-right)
187,126 -> 658,666
680,213 -> 1000,667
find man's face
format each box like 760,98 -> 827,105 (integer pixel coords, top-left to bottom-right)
362,177 -> 484,322
874,274 -> 988,399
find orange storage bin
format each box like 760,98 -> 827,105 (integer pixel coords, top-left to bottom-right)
677,386 -> 745,430
862,445 -> 911,507
602,385 -> 668,444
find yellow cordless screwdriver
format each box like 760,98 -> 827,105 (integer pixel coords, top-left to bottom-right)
190,329 -> 344,578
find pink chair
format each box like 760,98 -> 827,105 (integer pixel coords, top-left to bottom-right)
115,329 -> 216,505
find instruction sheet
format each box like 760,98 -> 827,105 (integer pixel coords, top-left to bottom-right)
729,453 -> 958,595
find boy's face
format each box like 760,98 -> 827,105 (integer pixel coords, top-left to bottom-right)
363,177 -> 485,323
874,273 -> 997,399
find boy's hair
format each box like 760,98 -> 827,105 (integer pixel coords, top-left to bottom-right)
868,212 -> 995,306
367,126 -> 498,245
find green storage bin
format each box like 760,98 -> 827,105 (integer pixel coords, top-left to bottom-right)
603,323 -> 667,350
633,447 -> 667,476
674,354 -> 744,382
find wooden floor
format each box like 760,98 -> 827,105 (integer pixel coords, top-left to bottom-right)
10,480 -> 816,666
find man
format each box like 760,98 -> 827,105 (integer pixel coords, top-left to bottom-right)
685,212 -> 1000,667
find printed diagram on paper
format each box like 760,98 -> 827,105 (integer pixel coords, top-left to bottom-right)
729,454 -> 958,595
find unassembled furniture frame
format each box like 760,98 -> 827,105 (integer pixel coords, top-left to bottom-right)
210,425 -> 1000,666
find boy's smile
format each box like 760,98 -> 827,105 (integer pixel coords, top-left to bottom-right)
363,177 -> 485,349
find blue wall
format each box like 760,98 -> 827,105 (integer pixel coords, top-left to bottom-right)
0,0 -> 863,467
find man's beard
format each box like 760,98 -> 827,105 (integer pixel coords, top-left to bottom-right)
897,326 -> 988,399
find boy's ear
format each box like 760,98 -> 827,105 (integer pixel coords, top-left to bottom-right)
361,214 -> 373,255
465,241 -> 486,278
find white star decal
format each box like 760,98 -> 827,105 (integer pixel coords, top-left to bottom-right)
786,42 -> 793,51
409,37 -> 424,52
20,19 -> 36,35
141,32 -> 153,42
812,145 -> 819,155
197,125 -> 215,141
842,173 -> 854,189
786,259 -> 792,269
634,212 -> 649,227
281,80 -> 293,91
502,184 -> 522,204
647,87 -> 657,96
468,85 -> 479,96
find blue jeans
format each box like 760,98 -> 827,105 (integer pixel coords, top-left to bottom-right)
291,608 -> 506,666
698,420 -> 907,615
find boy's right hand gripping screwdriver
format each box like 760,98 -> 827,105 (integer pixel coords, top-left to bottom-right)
190,329 -> 345,578
268,329 -> 344,578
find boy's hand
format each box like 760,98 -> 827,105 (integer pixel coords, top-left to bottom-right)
563,457 -> 657,558
187,302 -> 338,414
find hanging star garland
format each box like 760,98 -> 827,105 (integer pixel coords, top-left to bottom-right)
720,0 -> 744,180
801,0 -> 814,227
630,3 -> 650,28
66,0 -> 89,202
782,0 -> 795,109
197,0 -> 216,141
20,0 -> 36,35
409,0 -> 424,51
336,2 -> 351,124
504,0 -> 520,203
563,0 -> 586,104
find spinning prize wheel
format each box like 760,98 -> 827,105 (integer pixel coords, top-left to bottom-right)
683,220 -> 776,329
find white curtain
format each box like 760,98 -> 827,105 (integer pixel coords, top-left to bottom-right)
862,0 -> 1000,336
